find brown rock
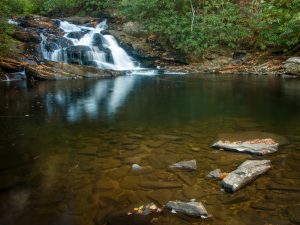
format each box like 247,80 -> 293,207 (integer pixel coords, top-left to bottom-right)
26,61 -> 123,80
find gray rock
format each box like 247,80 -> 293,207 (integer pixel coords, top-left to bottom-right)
166,200 -> 209,218
131,164 -> 143,171
221,160 -> 271,193
207,169 -> 222,179
170,160 -> 197,171
284,57 -> 300,76
211,131 -> 288,155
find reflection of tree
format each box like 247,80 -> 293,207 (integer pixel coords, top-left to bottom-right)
1,75 -> 300,129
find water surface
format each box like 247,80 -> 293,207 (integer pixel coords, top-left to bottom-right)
0,74 -> 299,225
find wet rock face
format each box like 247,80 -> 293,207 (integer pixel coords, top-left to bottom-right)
166,201 -> 209,217
211,131 -> 288,155
62,16 -> 100,25
284,57 -> 300,76
11,27 -> 40,43
67,31 -> 87,40
66,45 -> 92,65
221,160 -> 271,193
17,15 -> 58,30
0,57 -> 26,73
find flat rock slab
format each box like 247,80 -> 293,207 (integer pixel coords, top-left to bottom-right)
211,131 -> 288,155
166,201 -> 209,218
169,160 -> 197,171
154,134 -> 183,141
221,160 -> 271,193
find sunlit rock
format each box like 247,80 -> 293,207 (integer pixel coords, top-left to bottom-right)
221,160 -> 271,193
211,131 -> 288,155
169,160 -> 197,171
166,200 -> 209,218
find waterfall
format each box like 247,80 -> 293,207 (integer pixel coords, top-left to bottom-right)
40,20 -> 140,71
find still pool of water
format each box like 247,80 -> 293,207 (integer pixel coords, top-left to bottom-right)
0,74 -> 300,225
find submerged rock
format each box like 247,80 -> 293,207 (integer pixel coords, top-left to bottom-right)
131,164 -> 143,171
139,181 -> 182,189
169,160 -> 197,171
221,160 -> 271,193
207,169 -> 228,180
223,193 -> 249,205
211,131 -> 288,155
166,200 -> 209,218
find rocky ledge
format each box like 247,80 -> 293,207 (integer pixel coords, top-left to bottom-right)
26,61 -> 122,80
0,57 -> 122,81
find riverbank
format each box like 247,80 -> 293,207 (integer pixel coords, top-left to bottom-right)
0,15 -> 299,81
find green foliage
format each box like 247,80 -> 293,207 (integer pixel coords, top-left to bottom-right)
253,0 -> 300,50
120,0 -> 251,55
0,0 -> 299,56
28,0 -> 116,16
0,0 -> 16,54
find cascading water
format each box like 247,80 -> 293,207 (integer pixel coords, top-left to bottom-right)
40,20 -> 141,71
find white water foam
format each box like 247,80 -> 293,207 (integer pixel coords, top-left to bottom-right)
40,20 -> 142,71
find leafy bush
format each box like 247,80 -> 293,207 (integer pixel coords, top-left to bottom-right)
120,0 -> 251,55
0,0 -> 16,54
253,0 -> 300,50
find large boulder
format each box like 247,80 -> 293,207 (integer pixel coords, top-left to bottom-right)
211,131 -> 288,155
284,57 -> 300,76
66,45 -> 93,65
221,160 -> 271,193
26,61 -> 123,80
67,31 -> 86,40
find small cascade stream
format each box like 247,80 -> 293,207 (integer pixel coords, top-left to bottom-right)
40,20 -> 158,74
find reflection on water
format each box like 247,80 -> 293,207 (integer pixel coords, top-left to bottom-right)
0,74 -> 300,225
1,74 -> 300,129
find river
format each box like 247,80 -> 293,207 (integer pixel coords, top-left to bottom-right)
0,74 -> 299,225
